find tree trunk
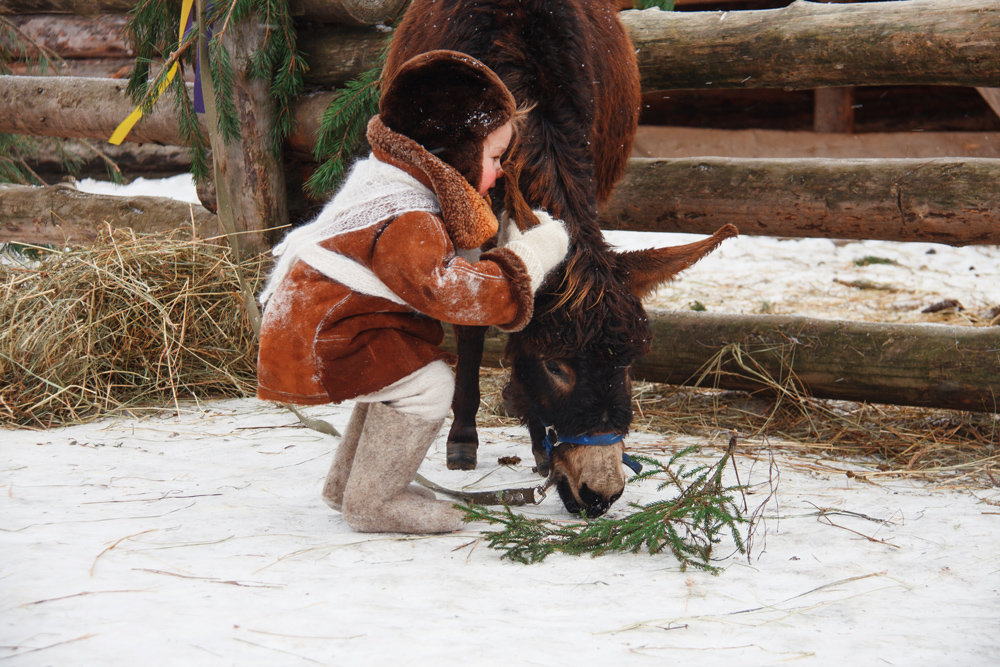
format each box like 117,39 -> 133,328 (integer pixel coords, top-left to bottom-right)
813,88 -> 854,134
600,157 -> 1000,246
0,183 -> 217,245
620,0 -> 1000,90
0,0 -> 407,25
443,312 -> 1000,413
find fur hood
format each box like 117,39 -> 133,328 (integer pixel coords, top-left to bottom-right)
378,49 -> 516,193
366,115 -> 500,250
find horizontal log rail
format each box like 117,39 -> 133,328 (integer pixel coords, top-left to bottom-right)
0,183 -> 217,245
293,0 -> 1000,89
623,0 -> 1000,91
8,0 -> 998,89
0,0 -> 408,25
444,311 -> 1000,414
3,77 -> 997,246
0,75 -> 333,152
600,157 -> 1000,246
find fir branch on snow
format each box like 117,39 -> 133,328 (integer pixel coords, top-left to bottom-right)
461,438 -> 750,571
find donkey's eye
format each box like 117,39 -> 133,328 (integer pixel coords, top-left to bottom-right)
544,360 -> 566,378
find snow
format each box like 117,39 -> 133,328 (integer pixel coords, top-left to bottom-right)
3,400 -> 999,664
4,175 -> 999,664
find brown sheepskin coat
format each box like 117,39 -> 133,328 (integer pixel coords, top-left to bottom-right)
257,117 -> 533,405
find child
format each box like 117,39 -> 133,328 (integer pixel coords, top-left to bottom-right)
256,50 -> 569,534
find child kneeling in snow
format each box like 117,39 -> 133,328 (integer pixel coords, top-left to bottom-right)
256,50 -> 568,534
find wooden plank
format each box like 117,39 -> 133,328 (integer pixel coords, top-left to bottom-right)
600,156 -> 1000,246
444,312 -> 1000,413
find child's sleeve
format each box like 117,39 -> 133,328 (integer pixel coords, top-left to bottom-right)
371,211 -> 533,331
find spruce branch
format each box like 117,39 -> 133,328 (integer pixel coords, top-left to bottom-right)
461,438 -> 752,571
305,64 -> 383,197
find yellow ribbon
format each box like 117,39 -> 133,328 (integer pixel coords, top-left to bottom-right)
109,0 -> 195,145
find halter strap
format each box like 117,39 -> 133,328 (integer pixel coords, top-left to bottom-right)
541,422 -> 643,474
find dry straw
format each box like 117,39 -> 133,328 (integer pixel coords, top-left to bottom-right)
1,228 -> 266,427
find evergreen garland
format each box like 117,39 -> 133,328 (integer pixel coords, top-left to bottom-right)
305,62 -> 384,197
122,0 -> 306,183
461,441 -> 748,571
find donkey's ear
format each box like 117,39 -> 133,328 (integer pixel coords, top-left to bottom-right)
616,224 -> 738,300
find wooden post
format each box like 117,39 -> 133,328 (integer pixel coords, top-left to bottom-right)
814,87 -> 854,133
198,15 -> 287,254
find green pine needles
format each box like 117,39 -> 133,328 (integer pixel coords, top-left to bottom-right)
305,63 -> 383,197
461,439 -> 749,572
124,0 -> 306,182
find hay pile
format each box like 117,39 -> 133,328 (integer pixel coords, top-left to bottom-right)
1,229 -> 267,427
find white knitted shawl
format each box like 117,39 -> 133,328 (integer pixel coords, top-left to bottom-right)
259,155 -> 440,306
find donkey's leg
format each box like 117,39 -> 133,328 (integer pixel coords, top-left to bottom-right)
447,324 -> 486,470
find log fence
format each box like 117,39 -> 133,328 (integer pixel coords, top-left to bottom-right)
1,0 -> 997,412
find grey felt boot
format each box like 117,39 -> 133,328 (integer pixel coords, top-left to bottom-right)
322,402 -> 434,512
341,401 -> 464,534
321,403 -> 369,511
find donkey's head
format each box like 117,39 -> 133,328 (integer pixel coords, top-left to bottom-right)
502,226 -> 738,516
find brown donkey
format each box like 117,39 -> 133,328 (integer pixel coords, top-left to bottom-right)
385,0 -> 736,516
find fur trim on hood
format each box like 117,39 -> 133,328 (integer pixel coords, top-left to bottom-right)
367,115 -> 499,250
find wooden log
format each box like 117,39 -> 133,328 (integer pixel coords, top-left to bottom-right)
9,1 -> 999,91
6,13 -> 131,58
289,0 -> 408,26
443,312 -> 1000,413
0,183 -> 217,245
0,75 -> 332,154
296,0 -> 1000,91
0,0 -> 407,25
600,157 -> 1000,246
0,75 -> 202,145
295,24 -> 387,87
620,0 -> 1000,90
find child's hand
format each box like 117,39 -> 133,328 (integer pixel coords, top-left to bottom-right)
500,209 -> 570,293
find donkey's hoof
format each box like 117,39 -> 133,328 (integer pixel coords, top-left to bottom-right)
446,440 -> 478,470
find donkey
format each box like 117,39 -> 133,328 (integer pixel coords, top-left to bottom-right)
385,0 -> 736,516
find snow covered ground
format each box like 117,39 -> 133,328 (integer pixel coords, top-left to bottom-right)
2,175 -> 997,664
3,398 -> 998,665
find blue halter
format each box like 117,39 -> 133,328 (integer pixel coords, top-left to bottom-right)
541,423 -> 643,474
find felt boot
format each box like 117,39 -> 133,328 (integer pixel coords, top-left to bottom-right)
321,403 -> 368,511
341,401 -> 464,534
322,403 -> 433,511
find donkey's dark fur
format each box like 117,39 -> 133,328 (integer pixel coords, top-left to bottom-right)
386,0 -> 736,516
